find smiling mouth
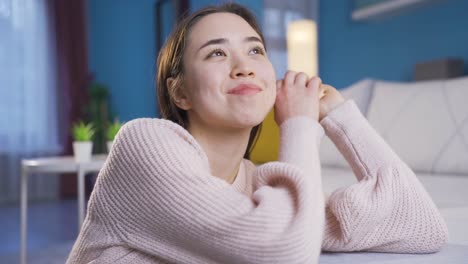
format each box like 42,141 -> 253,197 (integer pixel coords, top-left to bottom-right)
227,84 -> 262,96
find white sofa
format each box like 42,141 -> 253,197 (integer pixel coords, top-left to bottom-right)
319,77 -> 468,263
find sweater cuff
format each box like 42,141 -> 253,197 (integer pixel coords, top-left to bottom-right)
319,99 -> 401,179
278,116 -> 324,168
319,99 -> 367,133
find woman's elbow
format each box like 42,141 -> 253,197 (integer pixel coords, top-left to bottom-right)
409,219 -> 449,253
425,222 -> 449,253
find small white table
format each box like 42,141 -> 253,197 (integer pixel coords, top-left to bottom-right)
20,154 -> 107,264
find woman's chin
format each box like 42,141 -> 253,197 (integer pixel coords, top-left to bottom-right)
231,113 -> 266,129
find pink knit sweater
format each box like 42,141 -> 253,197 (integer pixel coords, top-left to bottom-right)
66,100 -> 448,263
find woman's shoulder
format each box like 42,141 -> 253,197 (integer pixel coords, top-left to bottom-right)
120,118 -> 187,137
119,118 -> 194,145
114,118 -> 208,164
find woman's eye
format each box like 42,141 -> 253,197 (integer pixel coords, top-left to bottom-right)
208,49 -> 226,58
249,47 -> 265,55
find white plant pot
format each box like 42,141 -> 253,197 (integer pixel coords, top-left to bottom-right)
73,141 -> 93,162
107,141 -> 113,153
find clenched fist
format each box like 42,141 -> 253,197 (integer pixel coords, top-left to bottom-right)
274,71 -> 321,126
318,84 -> 345,121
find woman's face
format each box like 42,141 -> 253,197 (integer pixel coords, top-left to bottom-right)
179,12 -> 276,131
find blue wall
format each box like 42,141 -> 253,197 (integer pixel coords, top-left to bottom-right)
87,0 -> 468,119
319,0 -> 468,88
87,0 -> 158,121
87,0 -> 262,120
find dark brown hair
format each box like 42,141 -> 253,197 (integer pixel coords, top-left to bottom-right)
156,3 -> 265,159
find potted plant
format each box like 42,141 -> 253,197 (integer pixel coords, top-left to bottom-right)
106,119 -> 123,152
71,121 -> 95,162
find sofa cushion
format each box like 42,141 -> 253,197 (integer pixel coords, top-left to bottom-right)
366,76 -> 468,175
249,109 -> 279,164
320,78 -> 375,168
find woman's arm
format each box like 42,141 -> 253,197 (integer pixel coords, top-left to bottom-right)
90,117 -> 324,264
319,97 -> 448,253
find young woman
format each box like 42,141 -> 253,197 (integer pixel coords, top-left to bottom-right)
67,3 -> 448,263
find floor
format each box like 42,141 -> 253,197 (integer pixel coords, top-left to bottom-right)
0,199 -> 79,263
1,197 -> 467,263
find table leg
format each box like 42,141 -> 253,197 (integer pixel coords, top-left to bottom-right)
20,167 -> 28,264
78,167 -> 85,229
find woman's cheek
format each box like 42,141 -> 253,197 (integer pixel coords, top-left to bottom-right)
267,83 -> 277,107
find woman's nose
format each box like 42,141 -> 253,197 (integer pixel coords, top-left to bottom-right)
230,56 -> 255,78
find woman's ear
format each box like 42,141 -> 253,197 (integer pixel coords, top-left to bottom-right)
167,77 -> 192,110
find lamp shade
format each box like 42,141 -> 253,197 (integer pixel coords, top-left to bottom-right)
287,20 -> 318,77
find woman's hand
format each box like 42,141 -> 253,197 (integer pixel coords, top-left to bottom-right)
318,84 -> 345,121
274,71 -> 321,126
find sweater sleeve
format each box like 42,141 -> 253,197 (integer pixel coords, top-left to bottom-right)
91,117 -> 325,264
319,100 -> 448,253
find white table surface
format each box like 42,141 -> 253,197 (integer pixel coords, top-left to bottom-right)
21,154 -> 107,173
319,243 -> 468,264
20,154 -> 107,264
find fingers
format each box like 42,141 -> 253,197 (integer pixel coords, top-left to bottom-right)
283,71 -> 310,88
295,72 -> 309,87
306,76 -> 322,98
275,71 -> 323,123
276,79 -> 283,91
318,83 -> 326,99
281,71 -> 323,95
276,80 -> 284,102
321,84 -> 335,98
307,76 -> 322,89
284,71 -> 296,88
321,84 -> 334,92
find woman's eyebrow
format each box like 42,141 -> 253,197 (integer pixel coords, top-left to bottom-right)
198,38 -> 228,51
198,36 -> 263,52
245,36 -> 262,44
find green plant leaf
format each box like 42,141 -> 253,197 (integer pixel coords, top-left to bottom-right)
71,121 -> 96,141
106,119 -> 123,141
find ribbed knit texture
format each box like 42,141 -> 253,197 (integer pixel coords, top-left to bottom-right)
67,115 -> 325,263
320,100 -> 448,253
66,100 -> 448,263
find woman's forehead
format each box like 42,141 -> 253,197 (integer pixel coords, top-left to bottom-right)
187,12 -> 261,48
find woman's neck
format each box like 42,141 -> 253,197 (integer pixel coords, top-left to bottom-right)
188,121 -> 251,184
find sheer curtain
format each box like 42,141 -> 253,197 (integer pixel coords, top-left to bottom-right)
0,0 -> 61,204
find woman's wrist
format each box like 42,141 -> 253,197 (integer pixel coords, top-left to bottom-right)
278,116 -> 324,164
318,84 -> 345,121
319,98 -> 346,121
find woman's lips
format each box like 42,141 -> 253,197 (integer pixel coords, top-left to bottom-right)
227,84 -> 262,96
